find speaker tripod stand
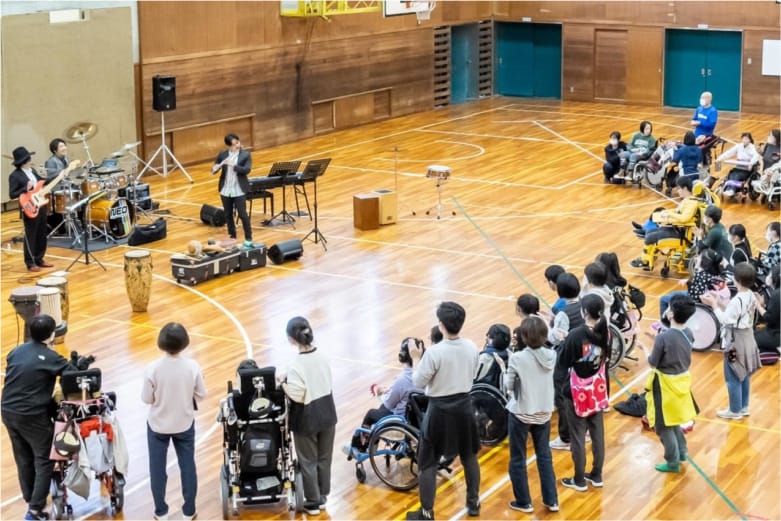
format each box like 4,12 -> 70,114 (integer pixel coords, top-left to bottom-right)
66,192 -> 108,271
138,112 -> 193,183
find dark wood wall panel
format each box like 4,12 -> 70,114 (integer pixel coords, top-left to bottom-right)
562,25 -> 594,101
625,27 -> 663,106
140,30 -> 433,164
593,29 -> 627,101
742,29 -> 781,115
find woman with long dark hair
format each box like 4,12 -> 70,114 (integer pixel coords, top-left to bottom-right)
556,294 -> 610,492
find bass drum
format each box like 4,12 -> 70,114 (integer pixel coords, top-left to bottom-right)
90,198 -> 135,239
686,303 -> 721,352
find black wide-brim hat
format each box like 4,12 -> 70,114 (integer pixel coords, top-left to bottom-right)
11,146 -> 35,167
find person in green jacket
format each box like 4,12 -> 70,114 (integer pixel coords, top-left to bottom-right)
617,121 -> 657,180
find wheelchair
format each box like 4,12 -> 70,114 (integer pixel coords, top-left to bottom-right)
685,303 -> 722,351
633,138 -> 678,189
712,163 -> 760,204
607,285 -> 645,371
346,392 -> 452,491
633,182 -> 720,278
217,366 -> 304,518
50,368 -> 125,520
748,162 -> 781,210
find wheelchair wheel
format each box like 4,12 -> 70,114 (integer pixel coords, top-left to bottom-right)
220,464 -> 231,519
607,323 -> 627,371
470,383 -> 508,445
110,473 -> 124,515
748,178 -> 761,201
686,304 -> 721,351
368,421 -> 420,491
641,163 -> 663,189
51,495 -> 66,521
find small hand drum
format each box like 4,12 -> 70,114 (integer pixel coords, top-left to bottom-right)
426,165 -> 451,180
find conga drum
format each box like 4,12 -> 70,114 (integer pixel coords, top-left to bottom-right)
37,276 -> 69,323
8,286 -> 40,342
37,287 -> 67,343
124,249 -> 152,312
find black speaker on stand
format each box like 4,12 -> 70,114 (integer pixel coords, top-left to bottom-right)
152,75 -> 176,111
268,239 -> 304,264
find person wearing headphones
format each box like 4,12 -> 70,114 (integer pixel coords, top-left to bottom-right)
212,133 -> 253,247
344,337 -> 426,454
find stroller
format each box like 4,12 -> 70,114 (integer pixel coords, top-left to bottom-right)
217,364 -> 304,518
50,367 -> 126,520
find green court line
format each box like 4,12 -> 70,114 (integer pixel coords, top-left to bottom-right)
610,371 -> 634,398
686,455 -> 747,521
452,197 -> 550,309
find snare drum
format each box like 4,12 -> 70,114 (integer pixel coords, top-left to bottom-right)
426,165 -> 451,180
9,286 -> 40,342
53,187 -> 82,214
90,197 -> 135,239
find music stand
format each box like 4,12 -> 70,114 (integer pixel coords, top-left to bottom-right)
264,161 -> 302,227
65,191 -> 108,272
301,159 -> 331,251
137,112 -> 193,183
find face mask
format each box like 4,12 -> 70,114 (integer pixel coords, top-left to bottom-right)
767,232 -> 775,243
609,139 -> 618,146
700,98 -> 707,106
769,135 -> 776,145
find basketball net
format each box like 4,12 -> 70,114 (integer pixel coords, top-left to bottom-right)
416,1 -> 435,22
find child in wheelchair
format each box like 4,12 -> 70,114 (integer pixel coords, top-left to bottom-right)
664,131 -> 702,195
343,337 -> 426,456
714,132 -> 761,199
751,131 -> 781,209
474,324 -> 511,388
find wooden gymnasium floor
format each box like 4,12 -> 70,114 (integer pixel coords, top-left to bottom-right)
1,98 -> 779,521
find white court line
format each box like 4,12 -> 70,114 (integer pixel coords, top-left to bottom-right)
373,140 -> 485,162
447,366 -> 653,521
532,121 -> 604,162
0,265 -> 255,514
416,128 -> 604,147
495,119 -> 578,124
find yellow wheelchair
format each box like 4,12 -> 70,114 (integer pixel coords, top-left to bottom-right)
634,181 -> 720,278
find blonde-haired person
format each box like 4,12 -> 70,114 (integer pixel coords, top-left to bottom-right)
280,316 -> 337,516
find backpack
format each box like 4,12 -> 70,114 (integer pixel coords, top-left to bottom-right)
614,392 -> 647,417
569,363 -> 608,417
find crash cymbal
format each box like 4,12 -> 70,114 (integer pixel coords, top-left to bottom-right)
64,122 -> 98,143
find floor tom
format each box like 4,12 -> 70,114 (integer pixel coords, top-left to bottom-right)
53,188 -> 82,214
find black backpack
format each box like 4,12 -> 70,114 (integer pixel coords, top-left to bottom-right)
127,218 -> 167,246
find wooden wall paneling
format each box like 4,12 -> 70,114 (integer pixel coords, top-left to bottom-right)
562,24 -> 595,101
593,29 -> 628,101
494,1 -> 781,30
625,27 -> 664,106
313,102 -> 335,134
441,1 -> 492,23
741,29 -> 781,115
373,89 -> 392,119
170,115 -> 253,166
334,92 -> 375,128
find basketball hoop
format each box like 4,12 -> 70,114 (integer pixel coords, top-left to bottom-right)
415,1 -> 435,23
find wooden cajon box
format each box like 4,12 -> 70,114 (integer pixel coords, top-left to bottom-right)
373,189 -> 397,225
353,193 -> 380,230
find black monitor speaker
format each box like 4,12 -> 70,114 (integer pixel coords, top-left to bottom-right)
152,75 -> 176,112
200,204 -> 226,227
268,239 -> 304,264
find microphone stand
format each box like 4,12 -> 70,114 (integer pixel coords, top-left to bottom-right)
66,192 -> 107,271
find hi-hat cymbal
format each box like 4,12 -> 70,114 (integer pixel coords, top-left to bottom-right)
64,122 -> 98,143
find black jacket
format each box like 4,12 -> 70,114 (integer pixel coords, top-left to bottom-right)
214,149 -> 252,195
1,340 -> 72,415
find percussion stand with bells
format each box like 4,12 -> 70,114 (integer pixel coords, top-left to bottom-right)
65,192 -> 108,272
138,112 -> 193,183
422,165 -> 456,219
64,122 -> 98,167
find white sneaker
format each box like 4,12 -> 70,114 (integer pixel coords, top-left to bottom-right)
716,408 -> 743,420
183,513 -> 197,521
740,407 -> 750,417
723,189 -> 735,197
549,437 -> 571,450
614,173 -> 626,180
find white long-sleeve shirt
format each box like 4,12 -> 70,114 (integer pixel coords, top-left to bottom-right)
141,353 -> 207,434
717,143 -> 760,167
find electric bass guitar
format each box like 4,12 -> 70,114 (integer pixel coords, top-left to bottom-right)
19,159 -> 81,219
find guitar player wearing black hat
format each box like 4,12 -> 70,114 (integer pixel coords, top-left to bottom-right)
8,146 -> 54,272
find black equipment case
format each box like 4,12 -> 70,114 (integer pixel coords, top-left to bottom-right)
171,244 -> 266,285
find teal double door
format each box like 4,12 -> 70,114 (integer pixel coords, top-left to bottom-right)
451,24 -> 479,104
664,29 -> 742,111
494,22 -> 562,98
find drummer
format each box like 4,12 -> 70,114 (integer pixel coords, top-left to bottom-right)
44,138 -> 70,179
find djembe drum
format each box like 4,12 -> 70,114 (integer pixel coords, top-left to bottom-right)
37,287 -> 67,343
37,275 -> 69,324
9,286 -> 40,342
124,249 -> 152,312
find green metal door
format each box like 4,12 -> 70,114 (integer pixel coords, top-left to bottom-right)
495,23 -> 561,98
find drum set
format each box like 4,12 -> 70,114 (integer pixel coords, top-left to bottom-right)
47,122 -> 148,244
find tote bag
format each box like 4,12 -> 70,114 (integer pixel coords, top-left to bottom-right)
570,363 -> 608,417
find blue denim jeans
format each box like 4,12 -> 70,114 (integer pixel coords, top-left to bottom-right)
659,290 -> 689,318
508,414 -> 558,507
147,422 -> 197,517
723,357 -> 750,413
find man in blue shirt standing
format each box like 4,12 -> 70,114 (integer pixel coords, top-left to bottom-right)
691,91 -> 718,144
